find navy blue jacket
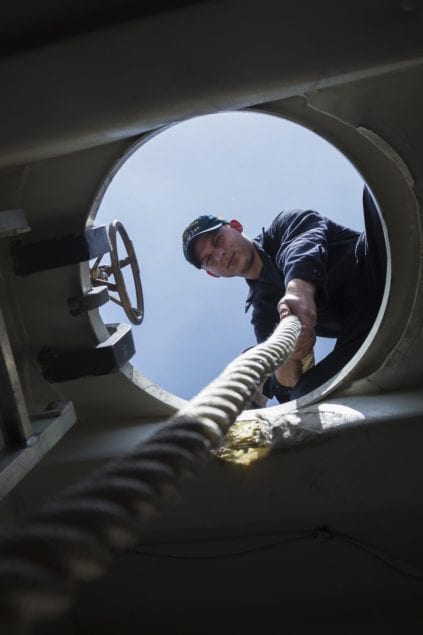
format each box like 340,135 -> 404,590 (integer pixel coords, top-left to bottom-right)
245,210 -> 362,344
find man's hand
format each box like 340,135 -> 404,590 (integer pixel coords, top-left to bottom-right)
277,278 -> 317,359
274,358 -> 303,388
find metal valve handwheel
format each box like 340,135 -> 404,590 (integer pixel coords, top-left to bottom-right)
90,220 -> 144,325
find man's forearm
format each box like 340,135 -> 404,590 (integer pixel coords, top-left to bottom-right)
277,277 -> 317,360
274,358 -> 303,388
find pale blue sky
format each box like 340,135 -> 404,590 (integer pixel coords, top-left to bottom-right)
96,112 -> 364,399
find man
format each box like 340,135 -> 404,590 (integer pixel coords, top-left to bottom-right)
182,187 -> 386,403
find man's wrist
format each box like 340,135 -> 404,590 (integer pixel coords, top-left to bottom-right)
286,278 -> 317,297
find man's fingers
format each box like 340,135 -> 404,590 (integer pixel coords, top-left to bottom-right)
277,300 -> 291,320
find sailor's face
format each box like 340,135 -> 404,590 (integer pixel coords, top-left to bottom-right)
193,222 -> 256,278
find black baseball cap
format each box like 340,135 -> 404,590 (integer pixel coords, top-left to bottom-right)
182,215 -> 229,268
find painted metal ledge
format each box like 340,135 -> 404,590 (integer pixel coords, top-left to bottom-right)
0,401 -> 77,500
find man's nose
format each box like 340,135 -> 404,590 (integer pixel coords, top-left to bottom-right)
215,247 -> 226,262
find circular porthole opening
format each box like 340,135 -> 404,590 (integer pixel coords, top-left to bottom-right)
93,111 -> 385,409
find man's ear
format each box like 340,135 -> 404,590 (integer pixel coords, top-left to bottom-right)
206,270 -> 219,278
229,219 -> 243,233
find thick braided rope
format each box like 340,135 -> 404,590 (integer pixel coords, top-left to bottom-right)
0,316 -> 300,624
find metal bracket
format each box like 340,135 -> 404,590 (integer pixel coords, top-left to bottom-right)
68,285 -> 110,316
38,323 -> 135,382
11,225 -> 110,275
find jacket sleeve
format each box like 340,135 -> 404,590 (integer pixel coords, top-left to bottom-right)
272,209 -> 329,290
247,286 -> 280,344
